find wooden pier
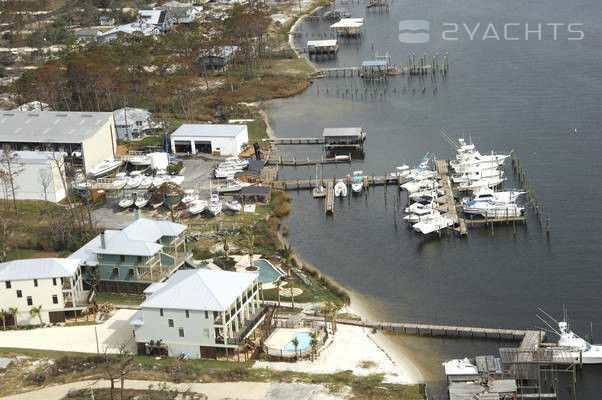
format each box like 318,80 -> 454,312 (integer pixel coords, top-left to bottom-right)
271,175 -> 404,191
325,181 -> 334,214
303,316 -> 544,341
267,137 -> 325,145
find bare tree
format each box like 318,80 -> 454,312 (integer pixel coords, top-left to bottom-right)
0,218 -> 10,262
0,146 -> 24,215
103,342 -> 135,400
38,169 -> 55,248
46,151 -> 83,230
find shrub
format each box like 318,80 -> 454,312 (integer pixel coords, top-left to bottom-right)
26,370 -> 46,384
100,302 -> 115,313
281,224 -> 289,236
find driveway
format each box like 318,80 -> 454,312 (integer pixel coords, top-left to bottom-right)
0,309 -> 137,354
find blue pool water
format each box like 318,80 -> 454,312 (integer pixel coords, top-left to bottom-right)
284,332 -> 312,352
254,259 -> 282,284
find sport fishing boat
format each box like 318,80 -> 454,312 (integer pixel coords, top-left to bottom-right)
461,187 -> 525,206
334,180 -> 348,197
413,215 -> 454,235
405,201 -> 438,214
451,168 -> 503,184
401,179 -> 440,193
88,158 -> 122,177
214,166 -> 239,179
456,177 -> 504,191
221,157 -> 249,169
208,194 -> 222,216
188,199 -> 208,215
351,171 -> 364,194
463,200 -> 524,218
225,199 -> 242,212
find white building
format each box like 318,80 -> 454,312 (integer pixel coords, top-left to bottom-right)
0,151 -> 67,203
131,269 -> 265,359
170,124 -> 248,156
100,21 -> 160,43
0,111 -> 116,174
157,1 -> 202,24
138,10 -> 176,32
0,258 -> 92,326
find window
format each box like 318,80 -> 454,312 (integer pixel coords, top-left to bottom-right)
26,296 -> 33,306
214,311 -> 218,319
204,311 -> 209,319
185,310 -> 189,318
16,290 -> 22,298
113,268 -> 119,276
120,255 -> 125,263
128,269 -> 134,278
178,328 -> 184,337
5,281 -> 11,289
52,278 -> 57,286
202,328 -> 210,338
137,256 -> 143,264
159,308 -> 164,317
33,279 -> 38,287
168,319 -> 174,327
52,295 -> 58,304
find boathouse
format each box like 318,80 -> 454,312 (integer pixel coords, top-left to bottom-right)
360,60 -> 389,79
307,40 -> 338,57
330,18 -> 363,38
322,127 -> 366,149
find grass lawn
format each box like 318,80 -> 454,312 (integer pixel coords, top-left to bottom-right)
95,293 -> 144,305
245,118 -> 268,143
262,281 -> 317,303
0,200 -> 63,253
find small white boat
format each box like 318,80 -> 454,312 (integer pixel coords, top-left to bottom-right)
214,167 -> 238,179
401,179 -> 440,193
151,200 -> 164,209
188,199 -> 208,215
404,209 -> 441,223
405,201 -> 438,214
334,180 -> 347,197
112,172 -> 128,189
413,216 -> 454,235
135,196 -> 149,208
208,194 -> 222,216
181,189 -> 196,204
456,177 -> 504,191
118,196 -> 134,209
129,155 -> 151,166
88,158 -> 122,177
125,174 -> 142,189
220,157 -> 248,169
139,175 -> 153,188
463,201 -> 524,218
152,175 -> 166,187
351,171 -> 363,194
313,185 -> 326,198
167,175 -> 185,185
225,199 -> 242,212
216,178 -> 249,193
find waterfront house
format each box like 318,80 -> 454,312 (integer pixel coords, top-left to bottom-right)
113,107 -> 160,141
131,269 -> 266,359
157,1 -> 201,24
197,46 -> 238,71
69,216 -> 189,294
0,258 -> 94,326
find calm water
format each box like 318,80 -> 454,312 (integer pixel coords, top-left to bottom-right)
265,0 -> 602,398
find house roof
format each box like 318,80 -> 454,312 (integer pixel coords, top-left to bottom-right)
307,39 -> 337,47
0,112 -> 113,144
11,101 -> 52,112
171,124 -> 246,138
140,269 -> 257,311
330,18 -> 363,29
113,107 -> 151,126
139,10 -> 167,25
0,258 -> 80,281
69,218 -> 186,261
76,29 -> 102,37
241,185 -> 271,196
101,21 -> 159,38
247,159 -> 264,171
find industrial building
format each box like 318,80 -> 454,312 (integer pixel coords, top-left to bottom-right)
170,124 -> 248,156
0,111 -> 117,173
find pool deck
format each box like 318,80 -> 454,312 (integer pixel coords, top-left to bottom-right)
264,328 -> 316,353
232,255 -> 286,289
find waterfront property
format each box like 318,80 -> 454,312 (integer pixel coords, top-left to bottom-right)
138,10 -> 177,32
0,111 -> 117,173
330,18 -> 364,38
69,216 -> 189,294
157,1 -> 201,24
170,124 -> 248,156
0,258 -> 94,326
100,21 -> 160,43
241,185 -> 271,204
131,269 -> 266,359
197,46 -> 239,71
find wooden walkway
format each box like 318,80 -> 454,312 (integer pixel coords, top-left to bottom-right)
265,155 -> 351,166
267,137 -> 325,145
325,181 -> 334,214
304,316 -> 544,341
271,175 -> 405,190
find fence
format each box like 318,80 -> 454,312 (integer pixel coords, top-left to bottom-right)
262,327 -> 328,361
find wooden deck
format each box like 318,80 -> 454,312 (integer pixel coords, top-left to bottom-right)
325,181 -> 334,214
271,175 -> 405,190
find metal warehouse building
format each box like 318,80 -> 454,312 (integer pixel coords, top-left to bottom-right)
170,124 -> 249,157
0,111 -> 116,173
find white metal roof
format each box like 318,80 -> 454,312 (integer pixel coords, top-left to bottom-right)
141,269 -> 258,312
171,124 -> 246,138
112,107 -> 151,126
68,230 -> 120,265
307,39 -> 337,47
330,18 -> 364,28
0,111 -> 113,144
101,21 -> 159,38
0,258 -> 80,281
322,127 -> 363,137
442,358 -> 479,376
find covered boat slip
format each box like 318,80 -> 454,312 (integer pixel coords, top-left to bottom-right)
307,39 -> 339,57
330,18 -> 364,37
322,127 -> 366,149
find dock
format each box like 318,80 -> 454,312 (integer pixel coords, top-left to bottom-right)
270,175 -> 404,191
325,181 -> 334,214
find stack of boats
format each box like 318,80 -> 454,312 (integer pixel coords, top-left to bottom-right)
214,157 -> 250,179
398,155 -> 455,235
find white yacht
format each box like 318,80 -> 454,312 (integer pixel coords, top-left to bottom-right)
188,199 -> 208,215
216,178 -> 249,193
118,196 -> 134,209
409,189 -> 444,202
181,189 -> 196,204
139,175 -> 153,189
463,201 -> 524,218
404,209 -> 441,223
129,155 -> 151,166
334,180 -> 348,197
405,201 -> 438,214
461,188 -> 525,206
221,157 -> 249,169
554,321 -> 602,364
413,215 -> 454,235
88,158 -> 122,177
208,194 -> 222,216
456,177 -> 504,191
401,179 -> 440,193
351,171 -> 363,194
214,167 -> 238,179
451,168 -> 503,184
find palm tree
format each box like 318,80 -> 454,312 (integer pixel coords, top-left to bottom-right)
292,336 -> 299,360
309,331 -> 319,361
8,307 -> 17,329
277,244 -> 294,278
29,306 -> 43,327
0,309 -> 7,330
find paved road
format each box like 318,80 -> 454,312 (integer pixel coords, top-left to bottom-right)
1,380 -> 332,400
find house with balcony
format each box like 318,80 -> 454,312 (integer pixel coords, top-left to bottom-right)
0,258 -> 94,325
131,269 -> 267,359
70,216 -> 189,294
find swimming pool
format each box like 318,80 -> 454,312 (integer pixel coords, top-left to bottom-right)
284,332 -> 312,352
254,259 -> 284,284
